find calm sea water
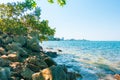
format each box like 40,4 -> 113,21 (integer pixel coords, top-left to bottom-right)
41,41 -> 120,80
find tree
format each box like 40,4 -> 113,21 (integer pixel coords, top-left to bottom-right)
0,0 -> 55,41
48,0 -> 66,6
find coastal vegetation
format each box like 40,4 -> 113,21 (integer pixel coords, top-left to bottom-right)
0,0 -> 55,41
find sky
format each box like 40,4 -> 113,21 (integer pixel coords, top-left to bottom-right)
1,0 -> 120,41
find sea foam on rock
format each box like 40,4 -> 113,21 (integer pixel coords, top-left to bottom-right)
0,30 -> 81,80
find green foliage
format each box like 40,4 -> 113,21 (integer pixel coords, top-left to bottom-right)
48,0 -> 66,6
0,0 -> 55,41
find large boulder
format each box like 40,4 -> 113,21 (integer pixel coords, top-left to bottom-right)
43,57 -> 57,67
13,35 -> 27,46
0,67 -> 11,80
32,65 -> 67,80
8,53 -> 20,62
6,42 -> 28,57
26,37 -> 43,52
0,58 -> 11,67
21,67 -> 34,80
10,62 -> 23,72
24,56 -> 48,72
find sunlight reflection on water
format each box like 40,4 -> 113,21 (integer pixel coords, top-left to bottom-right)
41,41 -> 120,80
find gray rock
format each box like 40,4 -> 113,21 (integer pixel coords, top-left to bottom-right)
0,58 -> 11,67
2,36 -> 13,44
25,56 -> 48,72
21,67 -> 34,79
46,51 -> 58,58
0,67 -> 11,80
26,37 -> 42,52
6,42 -> 28,57
44,57 -> 57,67
13,35 -> 27,46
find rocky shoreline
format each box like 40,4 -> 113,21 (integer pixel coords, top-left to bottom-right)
0,31 -> 81,80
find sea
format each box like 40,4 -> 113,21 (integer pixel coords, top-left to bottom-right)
40,40 -> 120,80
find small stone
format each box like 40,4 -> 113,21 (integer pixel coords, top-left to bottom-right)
45,51 -> 58,58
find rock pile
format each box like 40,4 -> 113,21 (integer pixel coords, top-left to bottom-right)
0,31 -> 81,80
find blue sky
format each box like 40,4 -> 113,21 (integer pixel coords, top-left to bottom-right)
1,0 -> 120,40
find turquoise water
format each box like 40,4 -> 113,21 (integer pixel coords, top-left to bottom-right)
41,41 -> 120,80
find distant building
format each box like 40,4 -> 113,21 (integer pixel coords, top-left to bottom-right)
47,36 -> 61,41
48,36 -> 54,41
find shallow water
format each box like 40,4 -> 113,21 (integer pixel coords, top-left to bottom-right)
41,41 -> 120,80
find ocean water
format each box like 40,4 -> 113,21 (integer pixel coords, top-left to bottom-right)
41,41 -> 120,80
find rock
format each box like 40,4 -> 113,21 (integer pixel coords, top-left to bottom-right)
57,49 -> 62,52
0,30 -> 3,34
13,35 -> 27,46
114,74 -> 120,80
21,67 -> 34,79
0,47 -> 6,55
10,76 -> 20,80
32,72 -> 42,80
2,36 -> 13,44
67,72 -> 82,80
0,58 -> 11,67
9,62 -> 23,73
26,37 -> 43,52
6,43 -> 28,57
32,65 -> 67,80
0,67 -> 11,80
25,56 -> 48,72
46,51 -> 58,58
0,33 -> 8,39
8,53 -> 19,62
1,55 -> 8,59
44,57 -> 57,67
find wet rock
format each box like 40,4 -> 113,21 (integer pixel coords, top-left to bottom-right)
57,49 -> 62,52
26,37 -> 43,52
0,67 -> 11,80
67,72 -> 82,80
46,51 -> 58,58
44,57 -> 57,67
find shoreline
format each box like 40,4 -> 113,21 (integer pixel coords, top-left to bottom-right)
0,31 -> 81,80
